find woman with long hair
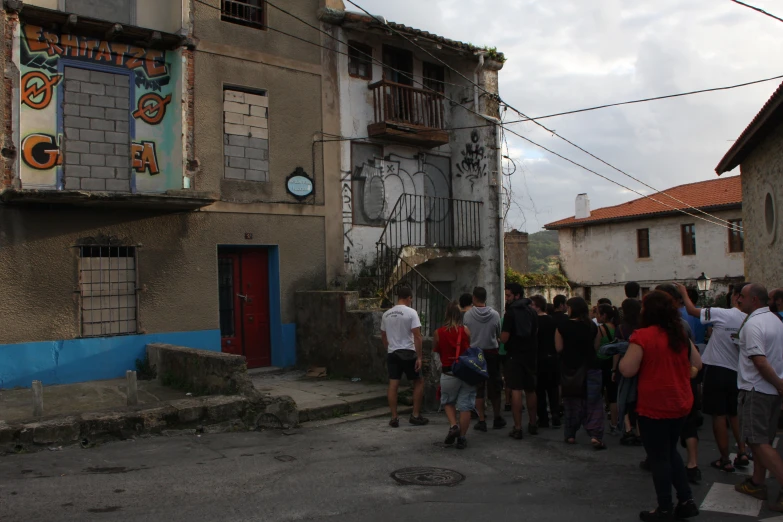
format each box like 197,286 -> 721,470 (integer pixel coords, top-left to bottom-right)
555,296 -> 606,449
620,291 -> 703,521
433,301 -> 473,449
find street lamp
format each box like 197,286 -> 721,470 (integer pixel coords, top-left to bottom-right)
696,272 -> 712,305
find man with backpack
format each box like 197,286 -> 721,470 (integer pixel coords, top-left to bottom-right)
381,286 -> 429,428
501,283 -> 540,438
463,286 -> 503,431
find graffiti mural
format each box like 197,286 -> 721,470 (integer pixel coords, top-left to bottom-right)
16,24 -> 182,192
455,130 -> 488,189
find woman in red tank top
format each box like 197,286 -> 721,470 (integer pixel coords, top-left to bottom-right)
620,291 -> 702,521
433,301 -> 473,449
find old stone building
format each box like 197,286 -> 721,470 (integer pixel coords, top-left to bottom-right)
0,0 -> 342,388
504,229 -> 529,273
545,178 -> 744,305
717,80 -> 783,289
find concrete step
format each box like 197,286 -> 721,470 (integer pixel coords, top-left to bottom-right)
303,405 -> 413,429
298,393 -> 391,423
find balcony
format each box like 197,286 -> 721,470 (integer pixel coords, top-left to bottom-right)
368,80 -> 449,149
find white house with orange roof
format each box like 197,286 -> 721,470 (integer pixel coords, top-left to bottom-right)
544,176 -> 745,305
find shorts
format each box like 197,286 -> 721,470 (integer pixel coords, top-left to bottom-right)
702,365 -> 739,417
602,368 -> 618,403
505,351 -> 537,392
476,349 -> 503,399
739,389 -> 782,445
387,350 -> 420,381
440,374 -> 477,411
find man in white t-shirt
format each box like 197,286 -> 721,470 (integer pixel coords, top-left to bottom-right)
678,283 -> 749,472
381,286 -> 428,428
733,284 -> 783,511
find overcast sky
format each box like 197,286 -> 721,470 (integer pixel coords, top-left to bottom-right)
353,0 -> 782,232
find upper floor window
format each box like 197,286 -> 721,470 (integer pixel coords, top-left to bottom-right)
222,0 -> 266,30
728,219 -> 744,253
423,62 -> 445,93
681,224 -> 696,256
637,228 -> 650,258
348,41 -> 373,80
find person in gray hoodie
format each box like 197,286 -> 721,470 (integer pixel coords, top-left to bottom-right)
463,287 -> 504,431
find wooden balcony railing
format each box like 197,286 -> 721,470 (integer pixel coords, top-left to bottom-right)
369,80 -> 446,130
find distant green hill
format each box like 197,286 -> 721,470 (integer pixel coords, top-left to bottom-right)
528,230 -> 560,274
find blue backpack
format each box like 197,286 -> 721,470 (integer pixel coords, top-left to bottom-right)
452,346 -> 489,386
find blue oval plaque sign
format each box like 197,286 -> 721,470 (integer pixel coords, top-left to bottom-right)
286,168 -> 314,199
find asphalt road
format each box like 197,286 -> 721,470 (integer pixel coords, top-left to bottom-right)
0,413 -> 778,521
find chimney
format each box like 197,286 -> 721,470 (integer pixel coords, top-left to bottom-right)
575,193 -> 591,219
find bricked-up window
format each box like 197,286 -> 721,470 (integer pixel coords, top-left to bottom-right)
79,245 -> 137,337
637,228 -> 650,258
681,224 -> 696,256
423,62 -> 445,93
224,89 -> 269,182
63,67 -> 131,192
348,41 -> 372,80
222,0 -> 265,30
729,219 -> 744,253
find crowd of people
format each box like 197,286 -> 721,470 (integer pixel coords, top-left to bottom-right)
380,279 -> 783,521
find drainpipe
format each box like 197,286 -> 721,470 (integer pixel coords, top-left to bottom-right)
474,53 -> 485,109
480,115 -> 505,313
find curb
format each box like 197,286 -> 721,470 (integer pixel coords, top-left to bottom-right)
0,393 -> 298,455
298,394 -> 390,423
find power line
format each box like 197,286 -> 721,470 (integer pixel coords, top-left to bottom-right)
197,0 -> 739,231
730,0 -> 783,23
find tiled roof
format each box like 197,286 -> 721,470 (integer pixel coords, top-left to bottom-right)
544,176 -> 742,230
716,80 -> 783,174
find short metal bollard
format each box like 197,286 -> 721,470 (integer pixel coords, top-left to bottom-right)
32,380 -> 43,417
126,370 -> 138,406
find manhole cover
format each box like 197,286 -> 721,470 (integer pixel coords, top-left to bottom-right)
390,467 -> 465,486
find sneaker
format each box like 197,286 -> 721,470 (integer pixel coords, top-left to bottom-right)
686,467 -> 701,485
769,491 -> 783,512
638,509 -> 675,521
674,500 -> 699,519
409,415 -> 429,426
389,417 -> 399,428
528,423 -> 538,435
493,417 -> 507,430
609,424 -> 619,436
456,436 -> 468,450
551,417 -> 562,428
474,421 -> 488,432
735,477 -> 768,500
444,425 -> 460,445
509,428 -> 524,440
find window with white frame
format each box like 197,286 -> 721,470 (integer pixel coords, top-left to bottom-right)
79,244 -> 138,337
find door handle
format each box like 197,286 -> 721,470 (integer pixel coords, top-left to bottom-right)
237,294 -> 248,301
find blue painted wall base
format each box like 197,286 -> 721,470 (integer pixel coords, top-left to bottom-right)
0,330 -> 221,389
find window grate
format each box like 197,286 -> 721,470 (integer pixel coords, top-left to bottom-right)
79,245 -> 137,337
221,0 -> 265,29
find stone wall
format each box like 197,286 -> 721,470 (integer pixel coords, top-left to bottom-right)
505,229 -> 529,273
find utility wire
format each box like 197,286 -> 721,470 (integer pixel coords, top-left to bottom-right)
197,0 -> 739,231
730,0 -> 783,23
343,0 -> 741,229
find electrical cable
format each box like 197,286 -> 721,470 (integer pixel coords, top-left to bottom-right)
730,0 -> 783,24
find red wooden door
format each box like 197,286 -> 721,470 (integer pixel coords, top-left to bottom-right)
218,250 -> 271,368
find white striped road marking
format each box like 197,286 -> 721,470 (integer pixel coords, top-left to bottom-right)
700,483 -> 762,518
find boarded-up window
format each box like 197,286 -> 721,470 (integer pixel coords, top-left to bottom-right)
681,224 -> 696,256
79,245 -> 137,337
637,228 -> 650,258
729,219 -> 744,253
348,41 -> 372,80
223,89 -> 269,182
351,142 -> 385,226
65,0 -> 132,24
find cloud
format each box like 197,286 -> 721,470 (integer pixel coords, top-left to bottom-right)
353,0 -> 782,230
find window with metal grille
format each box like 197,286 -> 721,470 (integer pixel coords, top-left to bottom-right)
79,246 -> 138,337
637,228 -> 650,258
423,62 -> 445,93
221,0 -> 265,30
348,41 -> 372,80
728,219 -> 744,253
681,224 -> 696,256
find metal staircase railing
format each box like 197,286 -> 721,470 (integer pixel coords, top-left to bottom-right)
374,194 -> 482,335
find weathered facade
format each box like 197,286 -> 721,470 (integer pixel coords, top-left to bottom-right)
717,80 -> 783,289
545,177 -> 745,305
0,0 -> 342,388
504,229 -> 529,273
319,3 -> 505,330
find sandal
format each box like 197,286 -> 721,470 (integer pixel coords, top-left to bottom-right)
591,438 -> 607,450
734,453 -> 750,469
389,417 -> 399,428
711,458 -> 736,473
